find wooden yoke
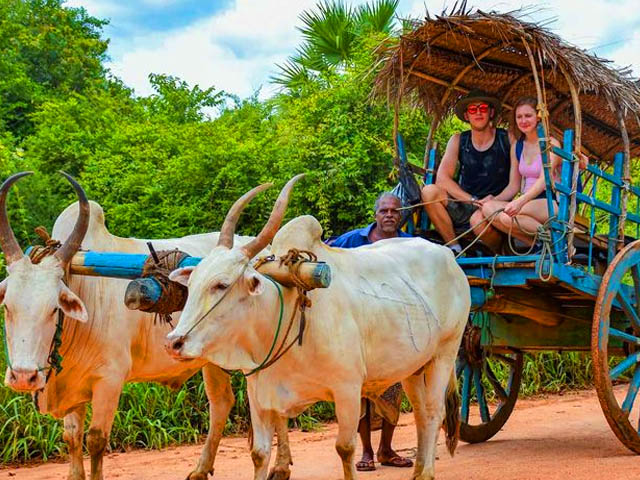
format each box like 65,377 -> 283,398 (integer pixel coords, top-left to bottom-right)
123,251 -> 331,314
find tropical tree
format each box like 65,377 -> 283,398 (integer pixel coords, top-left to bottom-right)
272,0 -> 399,90
0,0 -> 108,139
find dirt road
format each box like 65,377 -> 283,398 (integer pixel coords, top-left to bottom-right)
2,388 -> 639,480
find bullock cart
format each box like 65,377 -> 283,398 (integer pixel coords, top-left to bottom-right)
374,7 -> 640,453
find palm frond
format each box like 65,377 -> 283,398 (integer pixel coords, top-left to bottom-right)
355,0 -> 399,34
271,59 -> 312,88
298,1 -> 357,65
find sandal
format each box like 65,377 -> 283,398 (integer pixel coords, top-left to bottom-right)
356,459 -> 376,471
379,456 -> 413,468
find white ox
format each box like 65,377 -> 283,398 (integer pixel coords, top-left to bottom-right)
0,173 -> 292,480
166,176 -> 471,480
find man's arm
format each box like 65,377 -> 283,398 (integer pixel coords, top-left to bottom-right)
435,134 -> 473,201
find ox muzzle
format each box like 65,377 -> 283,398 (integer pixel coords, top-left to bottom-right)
164,332 -> 197,362
4,366 -> 46,392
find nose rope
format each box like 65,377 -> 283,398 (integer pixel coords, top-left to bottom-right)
180,266 -> 249,339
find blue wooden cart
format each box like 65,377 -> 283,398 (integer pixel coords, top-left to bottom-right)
373,8 -> 640,452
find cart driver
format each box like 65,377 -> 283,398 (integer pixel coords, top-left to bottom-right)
421,90 -> 520,253
329,192 -> 414,472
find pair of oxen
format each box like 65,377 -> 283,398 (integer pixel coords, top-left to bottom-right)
0,172 -> 470,480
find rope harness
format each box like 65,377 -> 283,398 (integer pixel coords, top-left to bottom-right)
140,244 -> 189,326
245,249 -> 316,376
180,249 -> 317,377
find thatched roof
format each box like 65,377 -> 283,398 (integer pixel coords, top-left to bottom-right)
375,5 -> 640,162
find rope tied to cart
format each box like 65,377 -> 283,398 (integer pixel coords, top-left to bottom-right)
140,244 -> 190,326
508,216 -> 557,282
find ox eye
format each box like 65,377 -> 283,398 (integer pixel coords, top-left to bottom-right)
211,283 -> 228,292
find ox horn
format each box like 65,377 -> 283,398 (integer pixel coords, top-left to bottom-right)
0,172 -> 33,265
217,183 -> 274,249
54,172 -> 90,266
241,174 -> 305,259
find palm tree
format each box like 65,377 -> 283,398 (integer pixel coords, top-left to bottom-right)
272,0 -> 399,90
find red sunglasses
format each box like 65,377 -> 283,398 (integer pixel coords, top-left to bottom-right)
466,103 -> 490,115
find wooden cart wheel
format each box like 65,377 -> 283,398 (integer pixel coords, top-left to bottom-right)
592,240 -> 640,454
456,324 -> 523,443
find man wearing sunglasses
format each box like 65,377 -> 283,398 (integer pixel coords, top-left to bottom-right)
421,90 -> 519,254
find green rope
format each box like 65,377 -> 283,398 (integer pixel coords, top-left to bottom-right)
49,310 -> 64,375
244,275 -> 284,377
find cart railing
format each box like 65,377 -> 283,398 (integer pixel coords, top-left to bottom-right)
550,127 -> 640,269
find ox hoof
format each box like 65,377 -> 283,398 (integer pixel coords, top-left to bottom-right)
267,467 -> 291,480
185,471 -> 211,480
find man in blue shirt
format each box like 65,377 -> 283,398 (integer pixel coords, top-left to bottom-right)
330,192 -> 413,472
331,192 -> 411,248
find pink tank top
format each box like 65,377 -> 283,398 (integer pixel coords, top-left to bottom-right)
518,151 -> 543,194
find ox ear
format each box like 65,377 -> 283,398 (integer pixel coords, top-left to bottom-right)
247,274 -> 264,296
0,278 -> 6,305
169,267 -> 194,286
58,284 -> 88,322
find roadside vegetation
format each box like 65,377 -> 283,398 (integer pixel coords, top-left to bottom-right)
0,0 -> 616,463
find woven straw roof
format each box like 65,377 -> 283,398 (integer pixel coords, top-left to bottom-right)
375,5 -> 640,162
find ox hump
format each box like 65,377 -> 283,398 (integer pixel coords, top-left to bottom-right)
271,215 -> 323,255
52,200 -> 106,242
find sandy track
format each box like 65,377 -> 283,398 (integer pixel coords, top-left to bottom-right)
2,388 -> 639,480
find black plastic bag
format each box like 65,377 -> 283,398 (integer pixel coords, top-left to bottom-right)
391,160 -> 422,225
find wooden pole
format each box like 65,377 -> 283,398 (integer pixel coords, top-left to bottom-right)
559,63 -> 583,263
617,110 -> 631,245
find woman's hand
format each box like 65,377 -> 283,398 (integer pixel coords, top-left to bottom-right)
504,196 -> 527,217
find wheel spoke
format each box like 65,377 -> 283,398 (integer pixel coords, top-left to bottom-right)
622,366 -> 640,415
473,367 -> 490,423
617,290 -> 640,331
461,365 -> 471,423
631,265 -> 640,320
493,353 -> 516,366
485,360 -> 509,402
610,327 -> 640,345
610,352 -> 640,380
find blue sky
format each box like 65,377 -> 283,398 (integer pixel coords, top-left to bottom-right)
64,0 -> 640,101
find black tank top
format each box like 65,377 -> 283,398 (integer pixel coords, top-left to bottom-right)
458,128 -> 511,198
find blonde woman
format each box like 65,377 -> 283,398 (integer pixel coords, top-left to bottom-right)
481,97 -> 563,248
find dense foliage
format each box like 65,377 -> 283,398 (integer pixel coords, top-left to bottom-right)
0,0 -> 621,464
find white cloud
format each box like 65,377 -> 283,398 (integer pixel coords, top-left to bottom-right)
63,0 -> 126,18
607,29 -> 640,74
75,0 -> 639,100
109,0 -> 373,98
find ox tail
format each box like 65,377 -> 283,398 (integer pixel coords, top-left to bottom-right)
443,368 -> 460,457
